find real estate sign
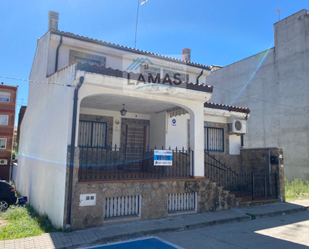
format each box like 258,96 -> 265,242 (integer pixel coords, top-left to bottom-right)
154,150 -> 173,166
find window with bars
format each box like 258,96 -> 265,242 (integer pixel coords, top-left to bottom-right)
78,121 -> 107,148
204,127 -> 224,152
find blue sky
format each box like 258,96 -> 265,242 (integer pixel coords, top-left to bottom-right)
0,0 -> 308,125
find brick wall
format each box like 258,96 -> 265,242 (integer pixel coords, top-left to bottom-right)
0,85 -> 17,181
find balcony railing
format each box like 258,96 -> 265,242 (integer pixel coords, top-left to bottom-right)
78,146 -> 192,182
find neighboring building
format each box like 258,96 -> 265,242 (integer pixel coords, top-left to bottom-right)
207,9 -> 309,181
0,84 -> 17,181
13,126 -> 17,151
14,11 -> 284,230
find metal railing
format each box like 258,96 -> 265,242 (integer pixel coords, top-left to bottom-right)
204,151 -> 238,190
78,146 -> 192,182
204,152 -> 278,200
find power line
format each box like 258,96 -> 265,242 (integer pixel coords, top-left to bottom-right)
0,75 -> 74,88
1,73 -> 308,111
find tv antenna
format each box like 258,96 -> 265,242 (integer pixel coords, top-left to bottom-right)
275,8 -> 282,21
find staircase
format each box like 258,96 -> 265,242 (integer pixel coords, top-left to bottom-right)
204,151 -> 279,202
204,151 -> 238,192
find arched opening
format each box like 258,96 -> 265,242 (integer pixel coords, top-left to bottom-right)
77,93 -> 196,182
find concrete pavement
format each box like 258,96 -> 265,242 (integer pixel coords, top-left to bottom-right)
159,208 -> 309,248
0,200 -> 308,249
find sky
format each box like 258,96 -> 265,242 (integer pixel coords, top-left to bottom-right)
0,0 -> 308,125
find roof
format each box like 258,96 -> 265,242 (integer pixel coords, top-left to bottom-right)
204,102 -> 250,114
50,29 -> 211,70
0,85 -> 18,91
76,62 -> 213,93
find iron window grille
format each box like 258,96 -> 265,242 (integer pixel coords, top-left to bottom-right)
204,127 -> 224,152
78,120 -> 107,148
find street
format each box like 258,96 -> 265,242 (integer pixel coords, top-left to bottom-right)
157,211 -> 309,249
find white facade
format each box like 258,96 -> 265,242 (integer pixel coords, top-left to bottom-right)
15,11 -> 249,228
207,9 -> 309,181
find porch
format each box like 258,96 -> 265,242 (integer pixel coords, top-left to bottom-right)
78,146 -> 192,182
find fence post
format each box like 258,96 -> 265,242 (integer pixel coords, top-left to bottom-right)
252,172 -> 255,201
275,173 -> 278,198
191,150 -> 194,177
264,174 -> 267,198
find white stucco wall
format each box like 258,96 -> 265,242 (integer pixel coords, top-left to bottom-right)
229,135 -> 242,155
15,65 -> 76,228
49,33 -> 211,85
166,113 -> 189,150
149,112 -> 166,149
207,10 -> 309,180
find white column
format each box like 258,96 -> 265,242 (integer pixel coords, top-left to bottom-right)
189,104 -> 205,177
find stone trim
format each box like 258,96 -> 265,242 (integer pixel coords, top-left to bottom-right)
70,179 -> 239,229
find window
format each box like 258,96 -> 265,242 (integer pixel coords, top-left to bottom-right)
69,50 -> 106,67
78,121 -> 107,148
0,138 -> 7,149
0,92 -> 10,103
204,127 -> 224,152
0,115 -> 8,125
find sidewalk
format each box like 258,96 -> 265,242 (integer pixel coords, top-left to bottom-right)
1,200 -> 308,249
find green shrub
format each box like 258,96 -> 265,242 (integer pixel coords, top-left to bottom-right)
285,178 -> 309,200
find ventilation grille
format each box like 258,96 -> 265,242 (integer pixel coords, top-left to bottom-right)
168,193 -> 196,213
104,195 -> 140,218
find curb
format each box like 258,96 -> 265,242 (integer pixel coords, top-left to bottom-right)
250,206 -> 309,219
57,207 -> 309,248
67,215 -> 250,248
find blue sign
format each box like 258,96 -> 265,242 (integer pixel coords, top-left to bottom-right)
154,150 -> 173,166
172,119 -> 176,126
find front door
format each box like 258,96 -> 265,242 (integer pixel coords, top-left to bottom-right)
125,125 -> 147,165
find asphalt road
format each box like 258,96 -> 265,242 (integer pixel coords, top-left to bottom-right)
158,210 -> 309,249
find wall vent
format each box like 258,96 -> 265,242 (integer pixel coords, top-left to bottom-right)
168,192 -> 196,213
104,195 -> 140,218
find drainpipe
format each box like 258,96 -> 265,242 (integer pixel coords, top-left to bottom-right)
54,35 -> 63,72
196,70 -> 203,84
66,76 -> 84,230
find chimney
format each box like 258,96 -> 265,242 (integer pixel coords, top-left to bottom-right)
48,11 -> 59,30
182,48 -> 191,62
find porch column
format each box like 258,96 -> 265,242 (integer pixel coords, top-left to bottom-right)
189,104 -> 205,177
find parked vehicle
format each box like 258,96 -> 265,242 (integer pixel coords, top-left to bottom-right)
0,180 -> 17,211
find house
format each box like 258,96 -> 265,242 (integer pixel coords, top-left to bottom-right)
0,83 -> 17,181
14,11 -> 284,230
207,9 -> 309,181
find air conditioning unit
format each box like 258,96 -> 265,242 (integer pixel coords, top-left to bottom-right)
0,159 -> 8,165
229,119 -> 247,134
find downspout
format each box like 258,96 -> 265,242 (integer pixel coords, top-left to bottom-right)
66,76 -> 84,230
54,35 -> 63,73
196,70 -> 203,84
